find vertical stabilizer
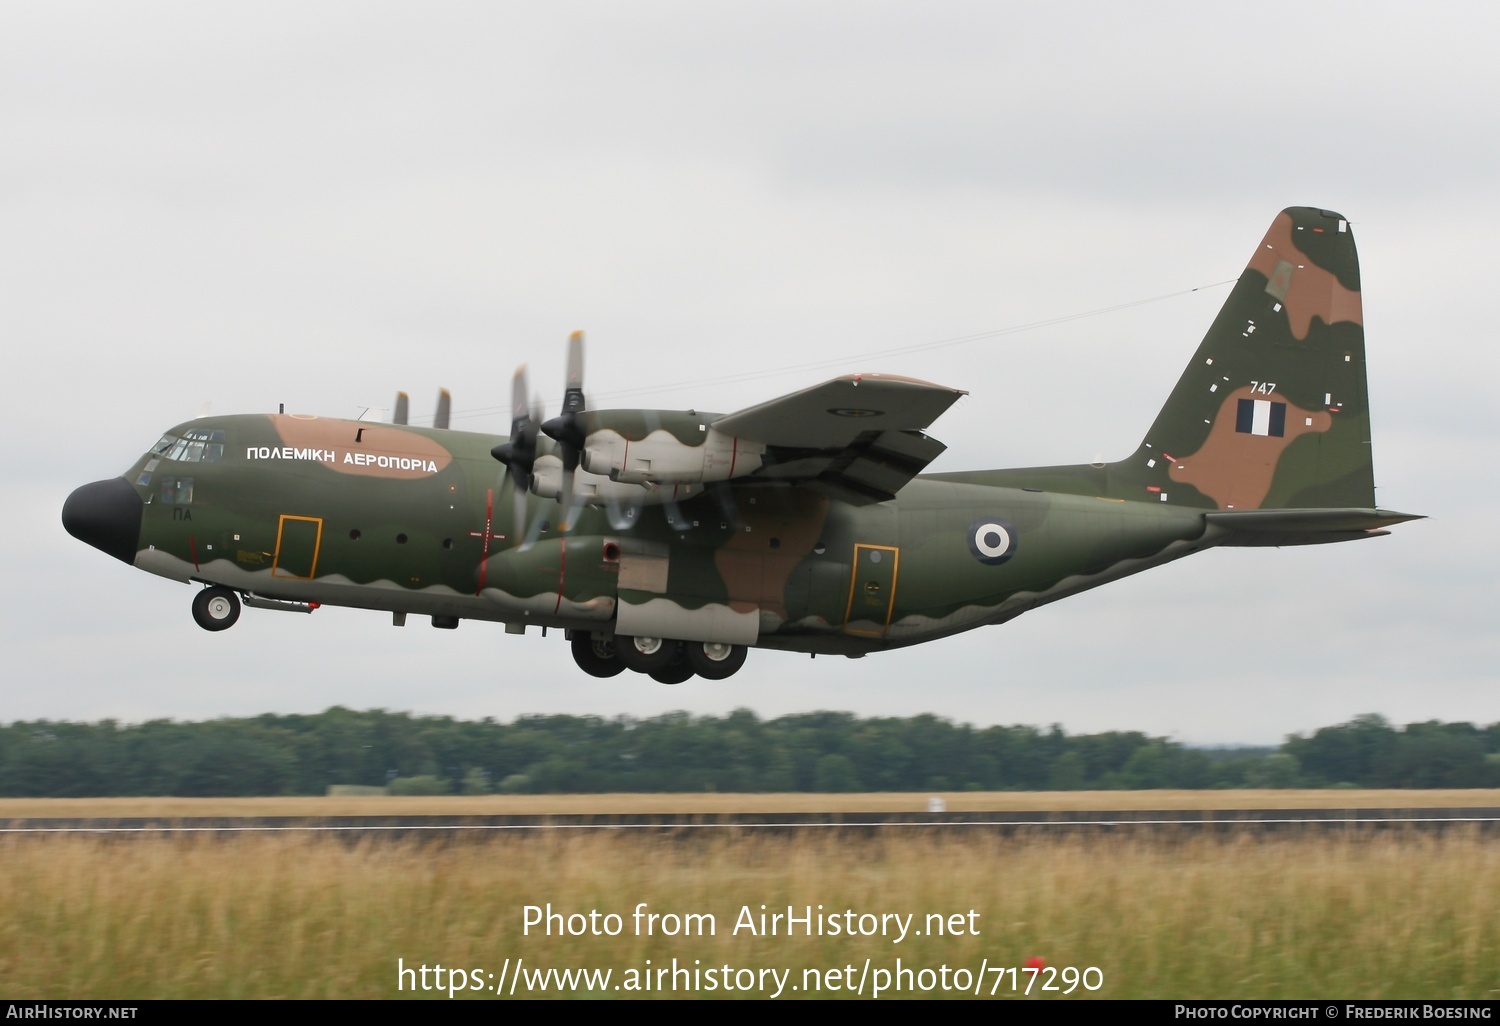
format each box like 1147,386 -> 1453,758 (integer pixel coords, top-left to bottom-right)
1115,207 -> 1373,510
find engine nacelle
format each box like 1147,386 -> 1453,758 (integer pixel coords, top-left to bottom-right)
582,426 -> 765,485
530,454 -> 704,507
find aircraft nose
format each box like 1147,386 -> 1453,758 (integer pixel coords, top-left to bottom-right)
62,477 -> 143,565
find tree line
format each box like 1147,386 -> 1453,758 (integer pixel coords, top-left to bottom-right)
0,709 -> 1495,797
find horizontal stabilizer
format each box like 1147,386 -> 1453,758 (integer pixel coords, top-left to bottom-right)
1207,507 -> 1422,546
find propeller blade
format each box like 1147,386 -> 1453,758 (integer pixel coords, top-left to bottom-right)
491,365 -> 537,499
513,364 -> 530,424
662,493 -> 691,532
512,481 -> 529,551
562,329 -> 585,416
542,331 -> 588,508
433,388 -> 451,430
489,367 -> 564,552
531,388 -> 546,433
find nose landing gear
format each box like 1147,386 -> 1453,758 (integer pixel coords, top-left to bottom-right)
191,586 -> 241,631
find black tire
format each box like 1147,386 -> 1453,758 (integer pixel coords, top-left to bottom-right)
618,635 -> 679,674
648,651 -> 696,685
685,641 -> 747,680
191,587 -> 241,632
570,633 -> 626,678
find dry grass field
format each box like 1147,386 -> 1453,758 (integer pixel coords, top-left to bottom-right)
1,825 -> 1496,999
3,788 -> 1498,819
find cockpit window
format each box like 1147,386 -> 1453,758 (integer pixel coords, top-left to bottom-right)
158,429 -> 225,463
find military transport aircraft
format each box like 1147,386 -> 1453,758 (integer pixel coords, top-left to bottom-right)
63,207 -> 1419,684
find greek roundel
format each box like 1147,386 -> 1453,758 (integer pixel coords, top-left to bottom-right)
968,518 -> 1018,565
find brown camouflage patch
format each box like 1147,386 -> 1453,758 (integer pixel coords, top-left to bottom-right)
714,490 -> 829,616
1246,213 -> 1362,340
270,415 -> 453,479
1168,387 -> 1332,509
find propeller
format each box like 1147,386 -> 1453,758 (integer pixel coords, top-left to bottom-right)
490,367 -> 542,545
491,333 -> 605,546
541,331 -> 588,510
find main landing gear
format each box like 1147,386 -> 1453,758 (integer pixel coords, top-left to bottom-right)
191,586 -> 241,631
568,632 -> 748,684
684,640 -> 747,680
569,632 -> 627,678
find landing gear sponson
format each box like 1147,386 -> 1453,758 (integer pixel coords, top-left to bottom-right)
184,588 -> 745,685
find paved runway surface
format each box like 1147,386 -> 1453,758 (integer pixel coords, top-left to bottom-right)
3,808 -> 1497,838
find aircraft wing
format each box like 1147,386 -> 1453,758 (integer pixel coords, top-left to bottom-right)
715,374 -> 966,504
715,374 -> 964,447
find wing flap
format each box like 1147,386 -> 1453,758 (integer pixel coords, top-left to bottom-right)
763,428 -> 949,505
710,374 -> 962,503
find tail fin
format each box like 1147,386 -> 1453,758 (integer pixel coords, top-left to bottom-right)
1120,206 -> 1373,510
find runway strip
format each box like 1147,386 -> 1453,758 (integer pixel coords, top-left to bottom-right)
2,808 -> 1497,838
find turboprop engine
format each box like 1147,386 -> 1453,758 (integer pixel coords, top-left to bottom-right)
580,414 -> 766,485
528,452 -> 708,507
504,333 -> 769,509
528,415 -> 766,507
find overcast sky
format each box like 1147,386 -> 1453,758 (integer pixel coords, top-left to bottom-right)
6,1 -> 1496,744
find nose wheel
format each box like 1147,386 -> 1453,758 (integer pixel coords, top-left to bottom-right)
191,586 -> 241,631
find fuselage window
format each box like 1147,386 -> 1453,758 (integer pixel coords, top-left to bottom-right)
160,476 -> 194,504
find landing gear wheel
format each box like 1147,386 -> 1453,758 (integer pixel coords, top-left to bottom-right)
618,636 -> 679,674
192,586 -> 241,632
648,650 -> 696,685
685,641 -> 747,680
570,632 -> 626,678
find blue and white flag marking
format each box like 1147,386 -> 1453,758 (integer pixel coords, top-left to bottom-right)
1236,398 -> 1286,437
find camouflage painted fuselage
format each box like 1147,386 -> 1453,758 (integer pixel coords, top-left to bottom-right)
112,412 -> 1213,655
65,207 -> 1418,668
